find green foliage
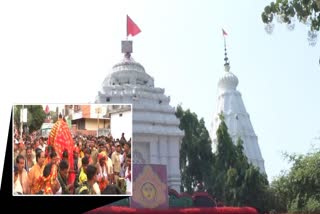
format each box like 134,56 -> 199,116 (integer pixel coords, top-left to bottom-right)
262,0 -> 320,31
262,0 -> 320,47
270,174 -> 291,212
14,105 -> 22,128
305,197 -> 320,213
175,105 -> 213,194
271,149 -> 320,213
49,111 -> 58,123
176,108 -> 273,212
213,113 -> 271,212
14,105 -> 46,134
176,107 -> 320,213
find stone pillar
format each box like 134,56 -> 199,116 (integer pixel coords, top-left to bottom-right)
149,139 -> 159,164
167,136 -> 181,192
159,136 -> 168,165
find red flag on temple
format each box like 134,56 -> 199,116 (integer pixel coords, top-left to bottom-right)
127,15 -> 141,37
222,28 -> 228,37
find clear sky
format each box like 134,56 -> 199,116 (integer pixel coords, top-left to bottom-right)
0,0 -> 319,185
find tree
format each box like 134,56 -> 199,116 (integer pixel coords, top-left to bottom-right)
14,105 -> 46,134
176,109 -> 273,212
175,105 -> 214,194
271,149 -> 320,213
261,0 -> 320,46
212,113 -> 237,202
49,110 -> 58,123
213,113 -> 271,212
268,173 -> 290,212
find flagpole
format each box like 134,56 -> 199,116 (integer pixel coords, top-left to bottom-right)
223,33 -> 227,66
126,14 -> 128,41
222,28 -> 229,69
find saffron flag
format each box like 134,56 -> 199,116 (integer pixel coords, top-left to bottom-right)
127,15 -> 141,37
222,29 -> 228,36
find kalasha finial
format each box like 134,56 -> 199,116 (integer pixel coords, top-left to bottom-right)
122,40 -> 133,59
224,44 -> 229,66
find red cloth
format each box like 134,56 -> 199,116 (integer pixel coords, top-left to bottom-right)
85,206 -> 259,214
47,118 -> 74,185
127,15 -> 141,37
98,177 -> 109,192
68,170 -> 76,189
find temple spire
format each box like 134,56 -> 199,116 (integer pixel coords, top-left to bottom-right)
222,29 -> 230,72
212,31 -> 266,174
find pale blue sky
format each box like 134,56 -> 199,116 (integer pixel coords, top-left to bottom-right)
0,0 -> 319,184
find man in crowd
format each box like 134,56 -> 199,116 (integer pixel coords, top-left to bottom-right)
25,146 -> 35,172
38,137 -> 46,152
15,155 -> 30,194
28,150 -> 46,194
14,165 -> 23,194
120,141 -> 131,177
49,150 -> 59,165
57,159 -> 73,194
35,162 -> 60,194
96,152 -> 108,193
105,148 -> 114,185
111,142 -> 121,186
75,164 -> 98,195
90,140 -> 99,165
86,165 -> 99,194
84,147 -> 93,164
74,156 -> 89,192
70,146 -> 81,185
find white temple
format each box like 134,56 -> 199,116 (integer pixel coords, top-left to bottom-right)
211,42 -> 266,174
95,40 -> 184,192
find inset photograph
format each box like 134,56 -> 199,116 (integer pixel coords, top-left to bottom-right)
12,104 -> 132,196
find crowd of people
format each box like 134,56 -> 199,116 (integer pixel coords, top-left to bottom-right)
13,123 -> 132,195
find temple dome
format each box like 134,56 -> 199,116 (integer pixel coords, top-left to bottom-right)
102,57 -> 154,88
218,65 -> 239,91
